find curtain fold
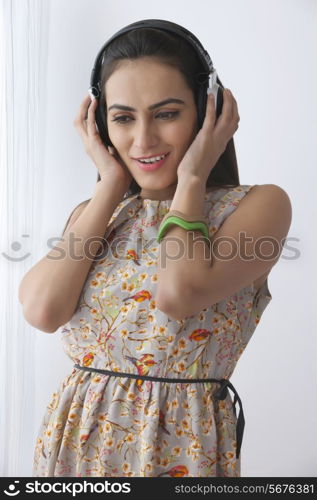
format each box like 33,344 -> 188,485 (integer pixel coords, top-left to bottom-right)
0,0 -> 50,476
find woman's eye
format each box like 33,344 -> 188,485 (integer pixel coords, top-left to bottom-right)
156,111 -> 179,120
111,115 -> 132,124
111,111 -> 179,124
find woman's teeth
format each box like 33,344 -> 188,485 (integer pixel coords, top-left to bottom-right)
138,153 -> 168,164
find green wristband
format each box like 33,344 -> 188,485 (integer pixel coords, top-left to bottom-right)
157,215 -> 210,244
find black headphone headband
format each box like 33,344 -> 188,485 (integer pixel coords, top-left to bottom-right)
89,19 -> 223,147
90,19 -> 214,97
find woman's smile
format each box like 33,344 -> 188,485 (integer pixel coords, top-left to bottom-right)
134,151 -> 171,171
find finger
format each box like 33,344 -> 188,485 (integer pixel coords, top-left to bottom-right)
213,89 -> 238,150
214,88 -> 234,134
231,94 -> 240,125
223,88 -> 234,121
74,95 -> 91,125
203,93 -> 216,129
73,96 -> 91,144
226,91 -> 240,134
86,97 -> 99,136
73,96 -> 95,146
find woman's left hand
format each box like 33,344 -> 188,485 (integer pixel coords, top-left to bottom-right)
176,88 -> 240,185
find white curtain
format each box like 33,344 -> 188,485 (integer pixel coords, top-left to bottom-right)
0,0 -> 49,476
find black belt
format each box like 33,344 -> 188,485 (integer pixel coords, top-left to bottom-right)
74,364 -> 245,459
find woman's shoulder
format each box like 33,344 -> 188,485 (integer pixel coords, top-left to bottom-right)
206,183 -> 290,197
204,184 -> 292,225
245,184 -> 292,207
245,183 -> 290,194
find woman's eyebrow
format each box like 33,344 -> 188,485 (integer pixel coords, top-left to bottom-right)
107,98 -> 186,112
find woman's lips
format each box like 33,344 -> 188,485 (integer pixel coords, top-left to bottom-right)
134,152 -> 170,171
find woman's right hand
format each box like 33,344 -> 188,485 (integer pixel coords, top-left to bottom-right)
73,94 -> 133,192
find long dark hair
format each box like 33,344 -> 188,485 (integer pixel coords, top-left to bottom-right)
98,27 -> 240,198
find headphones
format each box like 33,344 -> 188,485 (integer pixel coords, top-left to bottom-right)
88,19 -> 224,148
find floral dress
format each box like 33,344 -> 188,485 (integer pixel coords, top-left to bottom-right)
32,185 -> 272,477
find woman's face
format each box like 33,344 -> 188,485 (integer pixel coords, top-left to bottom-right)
105,57 -> 198,200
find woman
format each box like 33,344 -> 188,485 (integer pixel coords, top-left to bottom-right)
20,22 -> 292,477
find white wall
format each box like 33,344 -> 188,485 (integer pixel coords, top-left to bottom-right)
10,0 -> 317,476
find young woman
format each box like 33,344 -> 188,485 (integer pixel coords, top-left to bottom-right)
20,22 -> 292,477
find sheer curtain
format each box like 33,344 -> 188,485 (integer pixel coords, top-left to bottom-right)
0,0 -> 49,476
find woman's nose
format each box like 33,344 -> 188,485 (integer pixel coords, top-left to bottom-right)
133,120 -> 158,149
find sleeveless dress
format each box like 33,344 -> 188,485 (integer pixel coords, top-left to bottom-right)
32,184 -> 272,477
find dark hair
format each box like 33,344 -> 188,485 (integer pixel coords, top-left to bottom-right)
99,27 -> 240,198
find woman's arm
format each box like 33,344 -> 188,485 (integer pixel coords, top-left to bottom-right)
156,183 -> 292,320
18,179 -> 125,333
